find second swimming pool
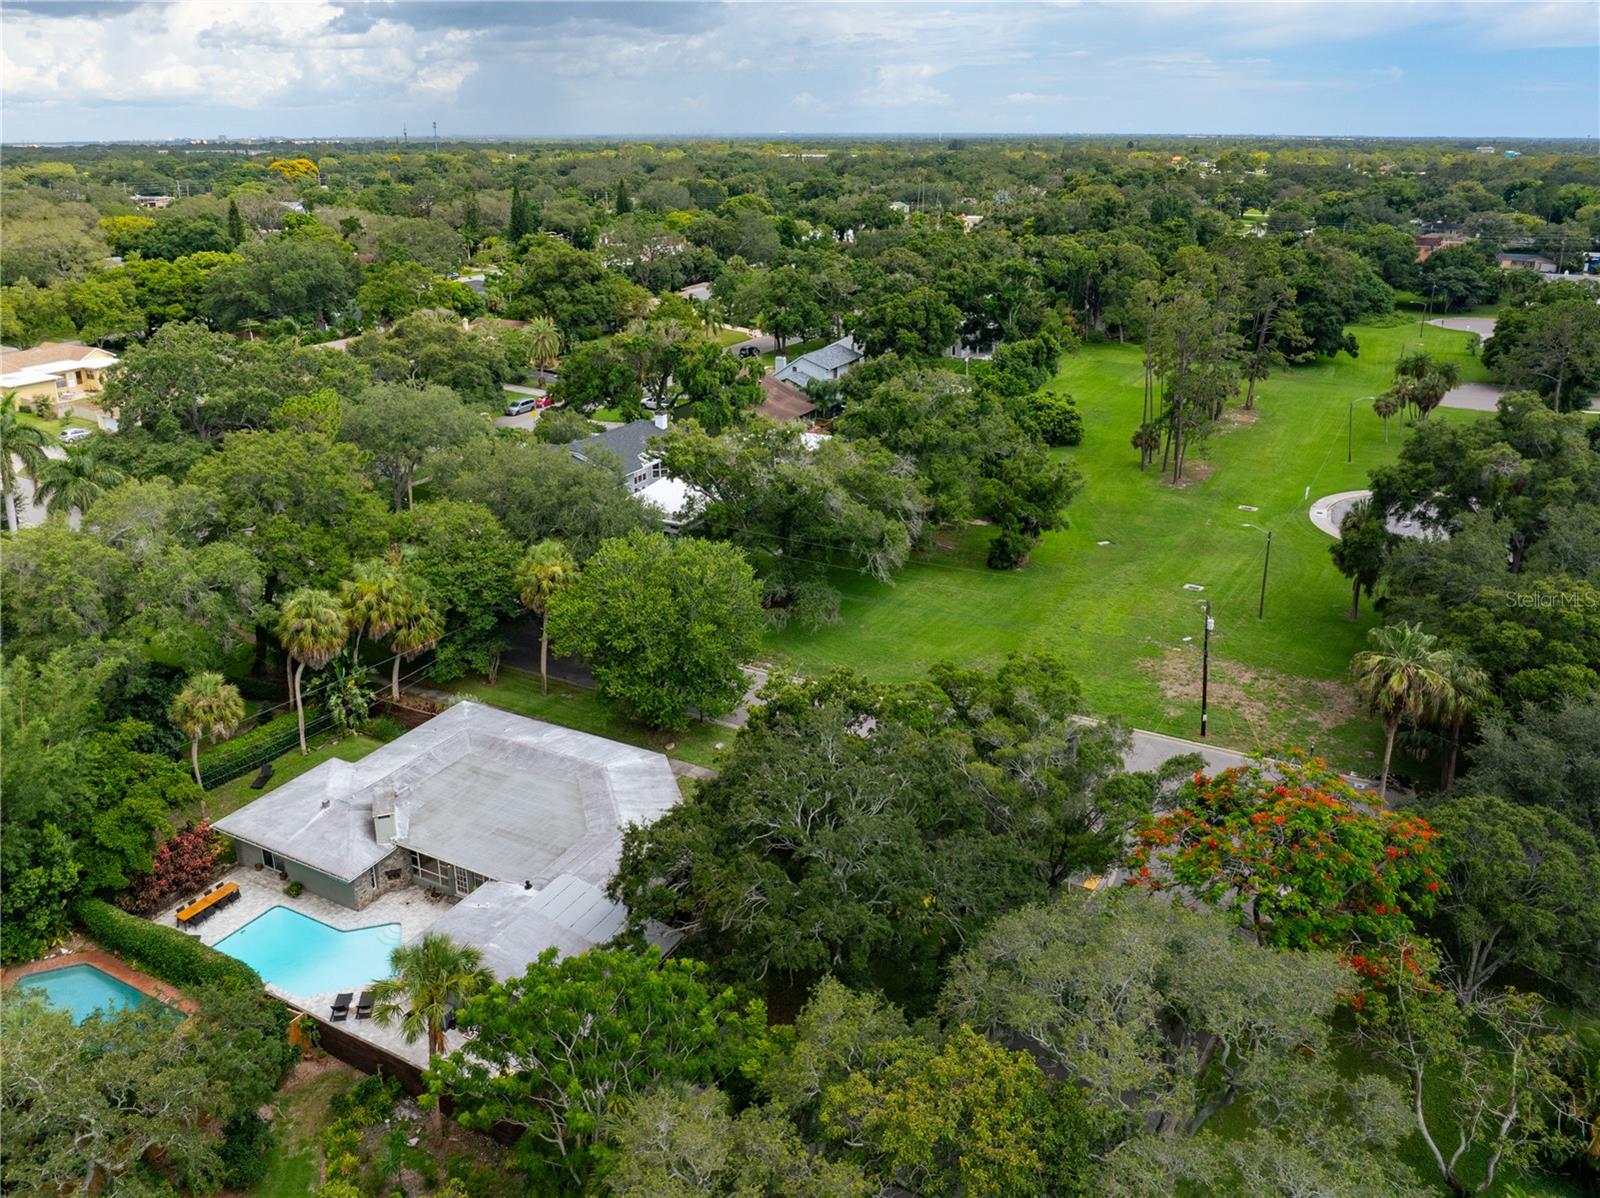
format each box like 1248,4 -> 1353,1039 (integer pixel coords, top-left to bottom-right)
214,906 -> 402,996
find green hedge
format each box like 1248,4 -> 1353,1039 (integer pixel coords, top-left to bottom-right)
198,705 -> 325,789
73,897 -> 263,992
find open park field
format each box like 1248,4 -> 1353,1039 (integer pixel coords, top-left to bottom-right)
766,314 -> 1492,771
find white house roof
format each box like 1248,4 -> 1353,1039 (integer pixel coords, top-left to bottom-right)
427,874 -> 683,981
214,701 -> 681,886
636,476 -> 705,525
0,344 -> 117,389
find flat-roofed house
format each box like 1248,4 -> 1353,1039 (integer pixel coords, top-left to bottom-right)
1497,252 -> 1558,273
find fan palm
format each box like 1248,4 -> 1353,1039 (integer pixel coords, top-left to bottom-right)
514,539 -> 578,694
340,557 -> 409,659
34,448 -> 126,517
1373,389 -> 1404,442
388,595 -> 444,700
276,587 -> 348,754
1433,651 -> 1491,792
170,672 -> 246,800
0,392 -> 51,532
524,314 -> 561,379
369,931 -> 493,1130
1350,622 -> 1451,802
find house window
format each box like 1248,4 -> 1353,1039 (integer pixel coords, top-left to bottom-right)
454,868 -> 472,896
368,866 -> 379,889
408,851 -> 451,888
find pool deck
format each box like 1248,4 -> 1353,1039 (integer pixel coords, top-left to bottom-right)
1,948 -> 197,1015
152,865 -> 467,1068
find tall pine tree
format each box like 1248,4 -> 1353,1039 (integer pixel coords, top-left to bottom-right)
226,198 -> 245,247
507,184 -> 532,243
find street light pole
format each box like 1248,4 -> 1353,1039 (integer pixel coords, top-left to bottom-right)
1200,600 -> 1213,739
1348,399 -> 1354,464
1258,530 -> 1272,619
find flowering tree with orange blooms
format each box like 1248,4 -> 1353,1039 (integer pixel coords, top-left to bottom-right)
1126,751 -> 1443,951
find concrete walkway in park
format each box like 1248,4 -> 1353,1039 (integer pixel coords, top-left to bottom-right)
1308,490 -> 1436,541
1428,315 -> 1497,339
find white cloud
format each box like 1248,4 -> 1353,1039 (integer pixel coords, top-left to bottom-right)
1003,91 -> 1069,105
1,0 -> 478,109
857,63 -> 951,108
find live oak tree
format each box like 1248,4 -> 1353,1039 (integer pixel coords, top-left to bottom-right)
1423,794 -> 1600,1006
1353,944 -> 1580,1197
1484,284 -> 1600,412
433,436 -> 657,559
546,530 -> 763,729
338,381 -> 487,510
429,948 -> 766,1194
657,418 -> 927,627
347,311 -> 516,402
1460,695 -> 1600,838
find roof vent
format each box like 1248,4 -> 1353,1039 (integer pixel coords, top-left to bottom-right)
321,798 -> 331,808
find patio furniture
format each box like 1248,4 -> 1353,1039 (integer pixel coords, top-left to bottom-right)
355,991 -> 374,1020
250,763 -> 274,790
330,993 -> 353,1022
175,881 -> 240,928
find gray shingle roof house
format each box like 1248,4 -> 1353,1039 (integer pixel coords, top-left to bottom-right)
773,337 -> 864,388
214,702 -> 681,924
568,413 -> 669,493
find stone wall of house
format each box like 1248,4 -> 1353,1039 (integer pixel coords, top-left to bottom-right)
350,846 -> 411,910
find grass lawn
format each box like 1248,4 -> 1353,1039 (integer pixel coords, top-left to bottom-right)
16,410 -> 95,438
250,1062 -> 357,1198
195,734 -> 383,827
758,335 -> 831,370
448,668 -> 730,769
713,327 -> 749,348
765,316 -> 1492,771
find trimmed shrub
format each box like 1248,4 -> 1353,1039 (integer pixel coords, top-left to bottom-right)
73,896 -> 263,992
220,1112 -> 273,1187
1028,392 -> 1084,446
198,704 -> 325,788
284,881 -> 304,898
364,716 -> 406,744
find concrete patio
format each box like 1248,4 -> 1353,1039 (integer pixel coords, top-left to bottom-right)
153,865 -> 468,1067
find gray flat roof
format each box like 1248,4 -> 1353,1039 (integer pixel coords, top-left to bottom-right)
428,874 -> 682,981
215,701 -> 680,886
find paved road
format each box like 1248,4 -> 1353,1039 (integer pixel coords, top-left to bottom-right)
1439,381 -> 1508,412
723,327 -> 775,357
10,444 -> 67,530
1428,315 -> 1497,338
493,412 -> 539,431
1309,489 -> 1436,541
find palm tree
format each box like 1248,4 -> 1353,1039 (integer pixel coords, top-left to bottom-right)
1350,622 -> 1450,802
388,596 -> 444,701
1,392 -> 51,532
340,557 -> 409,660
1433,651 -> 1490,792
276,587 -> 348,755
170,673 -> 246,800
33,449 -> 125,517
515,540 -> 578,694
369,931 -> 493,1127
524,314 -> 561,380
1373,390 -> 1403,442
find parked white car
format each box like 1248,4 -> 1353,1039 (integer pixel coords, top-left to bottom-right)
60,427 -> 91,443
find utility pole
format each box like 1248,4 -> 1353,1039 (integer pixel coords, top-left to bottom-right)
1258,531 -> 1272,619
1200,600 -> 1213,739
432,121 -> 438,149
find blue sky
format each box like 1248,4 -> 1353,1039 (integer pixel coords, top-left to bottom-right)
2,1 -> 1596,141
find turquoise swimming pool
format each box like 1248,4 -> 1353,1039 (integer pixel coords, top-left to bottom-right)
215,906 -> 401,996
15,963 -> 160,1023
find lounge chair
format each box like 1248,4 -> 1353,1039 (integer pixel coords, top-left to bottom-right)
355,991 -> 374,1020
330,993 -> 352,1022
250,763 -> 274,789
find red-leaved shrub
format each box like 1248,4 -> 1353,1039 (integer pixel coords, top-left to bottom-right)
120,823 -> 222,915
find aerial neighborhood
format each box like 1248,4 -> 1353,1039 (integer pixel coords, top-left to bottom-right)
2,3 -> 1599,1197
